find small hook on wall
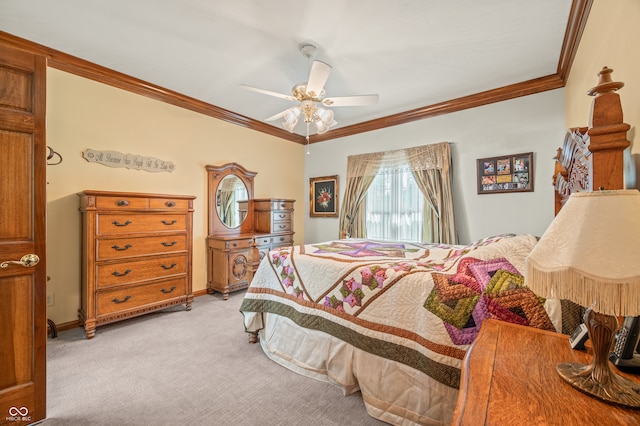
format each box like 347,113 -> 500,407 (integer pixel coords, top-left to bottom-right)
47,146 -> 62,165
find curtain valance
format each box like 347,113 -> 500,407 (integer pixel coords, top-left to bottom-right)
346,142 -> 450,178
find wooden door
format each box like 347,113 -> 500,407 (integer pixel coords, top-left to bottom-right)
0,42 -> 47,424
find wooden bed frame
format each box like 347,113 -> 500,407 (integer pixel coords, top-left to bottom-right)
553,66 -> 630,214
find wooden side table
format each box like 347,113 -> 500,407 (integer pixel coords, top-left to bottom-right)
453,319 -> 640,425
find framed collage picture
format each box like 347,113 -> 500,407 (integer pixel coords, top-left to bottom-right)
476,152 -> 534,194
310,175 -> 338,217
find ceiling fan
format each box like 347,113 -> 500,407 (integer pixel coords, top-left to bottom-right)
240,44 -> 379,138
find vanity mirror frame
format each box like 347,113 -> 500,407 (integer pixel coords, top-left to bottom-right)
206,163 -> 256,236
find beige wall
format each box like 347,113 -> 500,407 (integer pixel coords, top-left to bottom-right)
565,0 -> 640,188
45,68 -> 305,325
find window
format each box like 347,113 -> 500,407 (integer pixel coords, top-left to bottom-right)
365,166 -> 424,242
341,142 -> 455,244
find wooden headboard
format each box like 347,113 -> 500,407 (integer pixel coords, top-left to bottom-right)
553,67 -> 631,215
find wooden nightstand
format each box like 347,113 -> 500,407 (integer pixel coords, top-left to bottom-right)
453,319 -> 640,425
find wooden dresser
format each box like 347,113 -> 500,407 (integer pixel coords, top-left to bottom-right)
453,319 -> 640,425
205,164 -> 295,300
79,190 -> 195,339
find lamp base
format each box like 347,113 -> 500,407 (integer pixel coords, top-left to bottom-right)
557,362 -> 640,407
557,308 -> 640,408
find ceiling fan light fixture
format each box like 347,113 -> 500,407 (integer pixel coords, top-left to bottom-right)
282,120 -> 297,133
241,44 -> 378,138
315,121 -> 328,134
283,107 -> 300,124
316,108 -> 334,125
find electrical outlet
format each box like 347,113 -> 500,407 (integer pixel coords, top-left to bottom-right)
47,294 -> 54,306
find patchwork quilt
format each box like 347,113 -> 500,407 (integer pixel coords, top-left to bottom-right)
240,234 -> 559,425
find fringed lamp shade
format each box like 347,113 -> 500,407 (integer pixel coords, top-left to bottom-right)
526,189 -> 640,316
525,189 -> 640,407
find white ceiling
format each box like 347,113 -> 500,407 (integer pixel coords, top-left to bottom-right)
0,0 -> 573,137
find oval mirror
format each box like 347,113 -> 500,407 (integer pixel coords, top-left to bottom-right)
216,175 -> 249,228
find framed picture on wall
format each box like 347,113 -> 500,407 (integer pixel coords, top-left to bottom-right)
310,175 -> 338,217
476,152 -> 534,194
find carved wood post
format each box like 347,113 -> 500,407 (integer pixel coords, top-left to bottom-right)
586,67 -> 630,191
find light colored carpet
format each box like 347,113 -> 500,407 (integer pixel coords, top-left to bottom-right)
43,291 -> 388,425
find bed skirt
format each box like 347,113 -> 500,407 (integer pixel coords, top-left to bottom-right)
257,312 -> 458,426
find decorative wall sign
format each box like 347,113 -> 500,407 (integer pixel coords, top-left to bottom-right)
82,149 -> 175,173
476,152 -> 533,194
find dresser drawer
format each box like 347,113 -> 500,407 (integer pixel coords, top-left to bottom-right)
254,199 -> 294,211
272,234 -> 293,246
95,195 -> 148,209
255,236 -> 272,246
97,235 -> 187,260
149,198 -> 190,210
97,213 -> 187,235
97,254 -> 187,287
225,238 -> 253,250
271,222 -> 292,233
272,211 -> 291,221
97,277 -> 187,316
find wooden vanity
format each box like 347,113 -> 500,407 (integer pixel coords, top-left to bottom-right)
205,163 -> 294,299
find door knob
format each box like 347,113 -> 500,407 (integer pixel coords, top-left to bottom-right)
1,254 -> 40,268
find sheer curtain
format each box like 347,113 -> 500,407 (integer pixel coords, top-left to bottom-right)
366,166 -> 424,242
339,142 -> 456,244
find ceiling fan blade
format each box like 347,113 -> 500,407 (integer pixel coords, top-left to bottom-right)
322,94 -> 379,107
305,60 -> 332,98
264,110 -> 286,122
239,84 -> 297,102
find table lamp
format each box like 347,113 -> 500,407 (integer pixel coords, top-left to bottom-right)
526,189 -> 640,407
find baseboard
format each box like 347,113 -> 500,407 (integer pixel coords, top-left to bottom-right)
57,319 -> 82,332
48,291 -> 211,333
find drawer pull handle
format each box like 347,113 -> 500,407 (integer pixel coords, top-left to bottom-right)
161,220 -> 177,225
116,200 -> 130,207
279,237 -> 285,242
278,214 -> 286,219
112,295 -> 131,304
232,243 -> 237,247
162,241 -> 177,247
165,201 -> 176,207
112,220 -> 132,227
112,269 -> 132,277
161,263 -> 177,270
161,286 -> 177,294
112,244 -> 132,251
278,225 -> 286,229
279,204 -> 286,208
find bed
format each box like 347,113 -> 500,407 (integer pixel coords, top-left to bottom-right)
241,235 -> 560,425
240,67 -> 631,426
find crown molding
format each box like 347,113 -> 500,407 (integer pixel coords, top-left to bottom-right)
0,31 -> 305,144
557,0 -> 593,81
310,74 -> 565,143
